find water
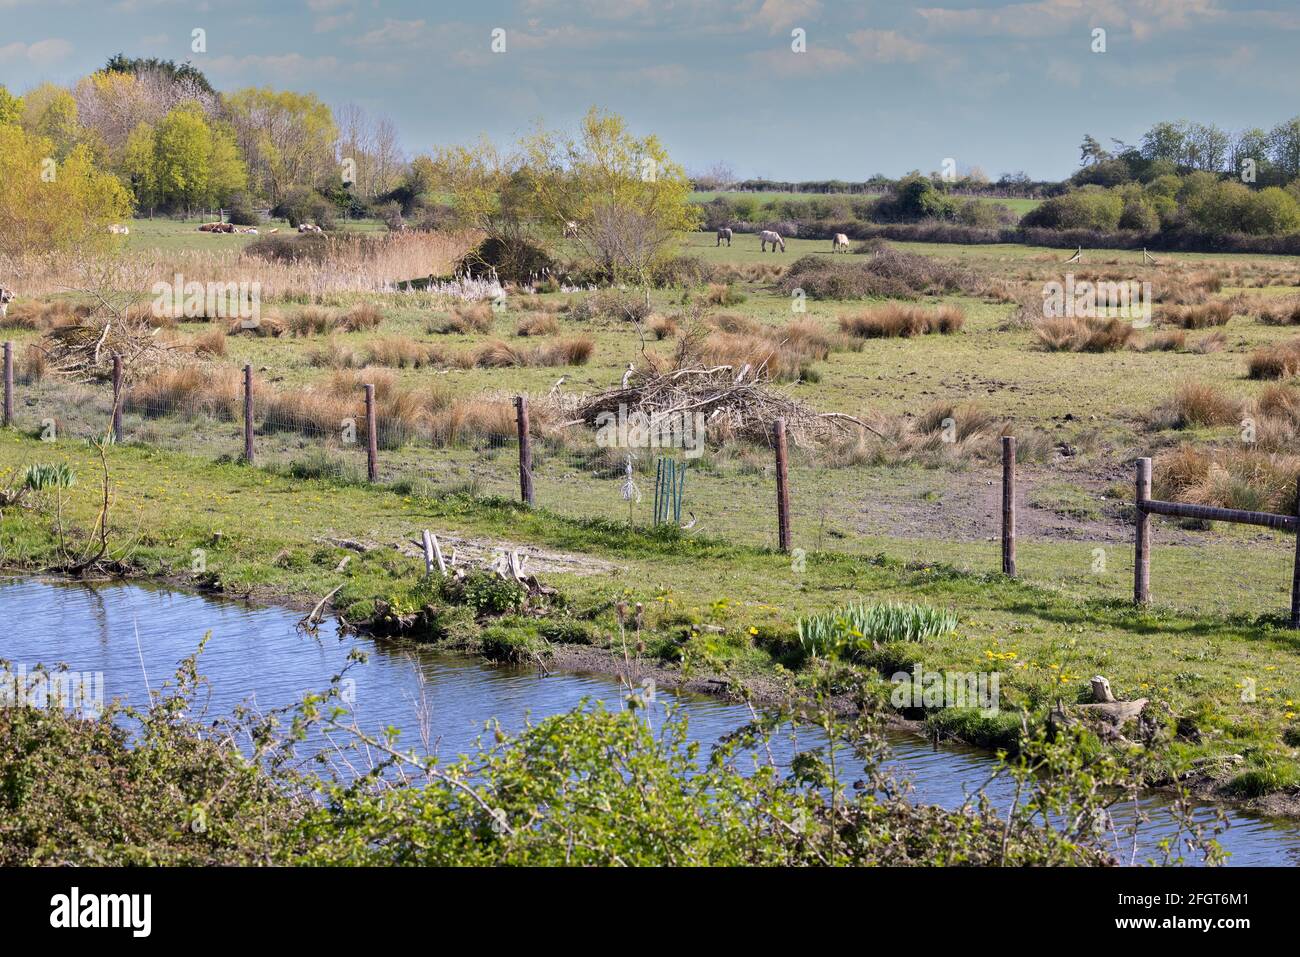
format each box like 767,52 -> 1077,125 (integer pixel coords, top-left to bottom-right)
2,576 -> 1298,866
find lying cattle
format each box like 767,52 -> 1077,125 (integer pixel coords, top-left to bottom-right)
107,224 -> 130,235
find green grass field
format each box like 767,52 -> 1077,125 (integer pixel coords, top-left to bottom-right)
6,223 -> 1300,804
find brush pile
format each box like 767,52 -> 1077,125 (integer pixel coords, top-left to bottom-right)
565,339 -> 871,447
34,314 -> 179,381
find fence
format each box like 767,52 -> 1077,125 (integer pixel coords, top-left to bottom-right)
1134,456 -> 1300,628
5,341 -> 1300,626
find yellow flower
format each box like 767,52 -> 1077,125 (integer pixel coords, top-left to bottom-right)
748,626 -> 758,636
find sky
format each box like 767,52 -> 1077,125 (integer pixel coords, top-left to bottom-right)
1,0 -> 1298,182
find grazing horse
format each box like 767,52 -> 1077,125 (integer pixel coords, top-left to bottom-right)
759,230 -> 785,252
0,287 -> 13,319
563,220 -> 580,238
832,233 -> 849,253
715,227 -> 733,247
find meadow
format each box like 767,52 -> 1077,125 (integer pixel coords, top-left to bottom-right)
4,220 -> 1300,808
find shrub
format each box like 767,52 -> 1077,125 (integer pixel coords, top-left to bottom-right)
778,248 -> 978,300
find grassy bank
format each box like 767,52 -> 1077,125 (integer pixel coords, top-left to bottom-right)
2,431 -> 1298,809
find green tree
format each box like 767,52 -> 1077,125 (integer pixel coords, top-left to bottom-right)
0,84 -> 22,126
522,107 -> 701,283
0,125 -> 131,256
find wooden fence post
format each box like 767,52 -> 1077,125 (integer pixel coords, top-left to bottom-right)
243,365 -> 255,463
515,395 -> 534,505
1292,478 -> 1300,629
364,383 -> 378,482
1135,457 -> 1152,606
111,353 -> 123,443
1001,435 -> 1016,577
3,341 -> 12,428
774,417 -> 791,554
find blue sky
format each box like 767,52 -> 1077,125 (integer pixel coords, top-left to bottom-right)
1,0 -> 1297,181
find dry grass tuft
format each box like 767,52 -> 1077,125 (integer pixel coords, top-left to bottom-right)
1247,339 -> 1300,380
515,313 -> 560,337
190,329 -> 227,357
839,303 -> 966,339
1033,316 -> 1133,352
648,315 -> 679,339
433,302 -> 495,334
1160,301 -> 1234,329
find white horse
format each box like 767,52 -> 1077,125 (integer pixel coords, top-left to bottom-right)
563,220 -> 580,238
0,287 -> 13,319
759,230 -> 785,252
832,233 -> 849,253
715,227 -> 733,247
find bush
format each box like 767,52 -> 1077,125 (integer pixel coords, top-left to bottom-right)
272,185 -> 336,230
458,236 -> 555,283
225,192 -> 261,227
778,248 -> 978,300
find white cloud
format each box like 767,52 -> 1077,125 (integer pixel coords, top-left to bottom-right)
846,29 -> 939,63
737,0 -> 823,34
0,37 -> 73,67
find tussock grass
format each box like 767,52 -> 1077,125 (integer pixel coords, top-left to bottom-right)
123,365 -> 245,421
1160,301 -> 1233,329
471,336 -> 595,368
1154,444 -> 1300,515
1033,316 -> 1133,352
1139,330 -> 1185,352
839,303 -> 965,339
190,329 -> 226,357
432,302 -> 495,334
366,335 -> 439,369
1158,381 -> 1244,429
648,315 -> 679,339
704,282 -> 746,306
515,313 -> 560,337
1247,339 -> 1300,380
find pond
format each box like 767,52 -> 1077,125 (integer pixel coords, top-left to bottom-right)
2,576 -> 1298,866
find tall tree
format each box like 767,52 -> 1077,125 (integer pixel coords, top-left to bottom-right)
225,87 -> 337,204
